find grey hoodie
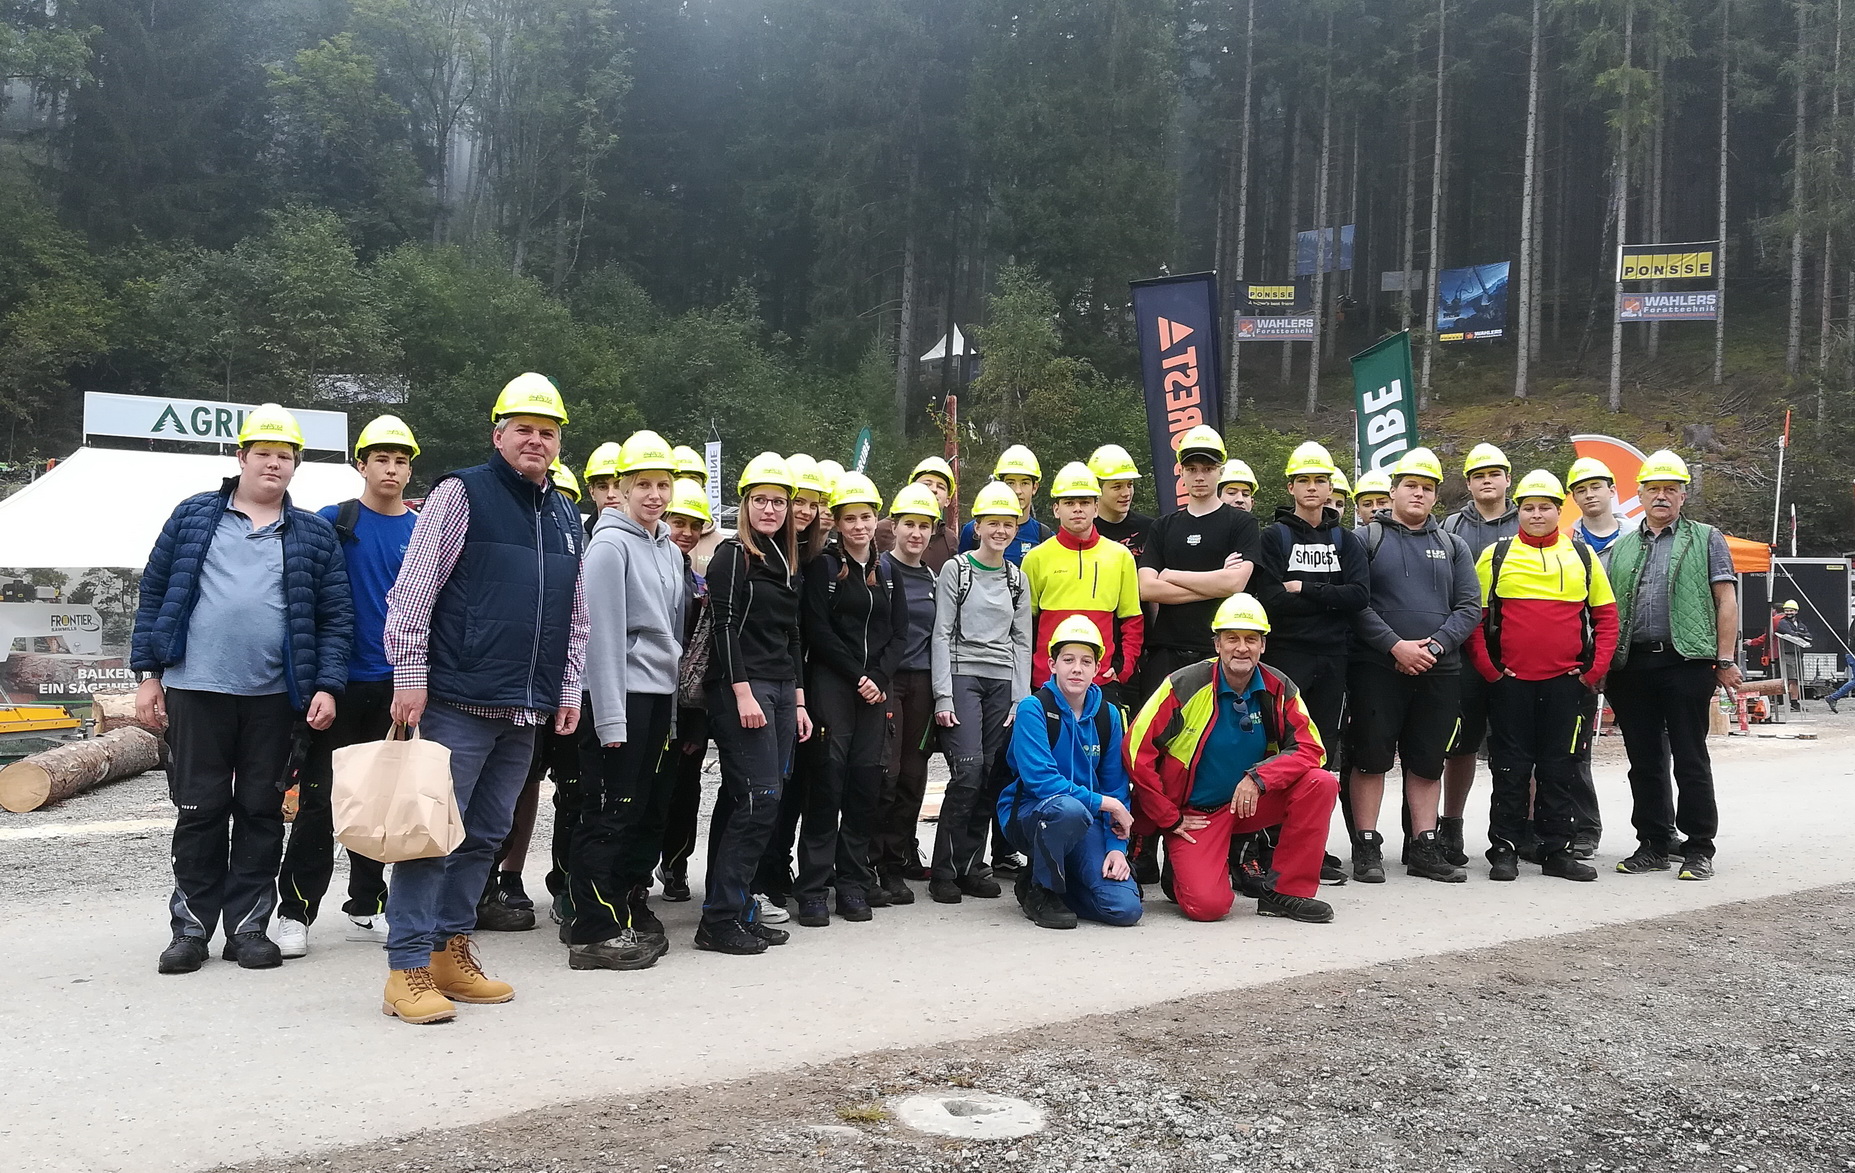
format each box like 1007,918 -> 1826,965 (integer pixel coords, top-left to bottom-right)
584,507 -> 687,743
1441,499 -> 1519,557
1350,516 -> 1481,672
931,554 -> 1032,714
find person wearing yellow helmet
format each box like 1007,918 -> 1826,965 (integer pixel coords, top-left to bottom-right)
1217,460 -> 1258,511
1329,469 -> 1352,509
929,479 -> 1033,903
786,454 -> 834,564
1345,455 -> 1481,885
1088,444 -> 1156,558
271,414 -> 422,955
960,446 -> 1054,565
700,451 -> 811,953
139,403 -> 355,977
1123,593 -> 1339,924
910,455 -> 957,504
1021,463 -> 1145,715
550,460 -> 582,503
995,615 -> 1142,930
1462,470 -> 1619,883
1352,470 -> 1393,526
649,477 -> 719,905
1605,449 -> 1737,882
875,468 -> 959,573
671,445 -> 707,485
1753,598 -> 1814,714
1566,456 -> 1636,564
583,442 -> 624,519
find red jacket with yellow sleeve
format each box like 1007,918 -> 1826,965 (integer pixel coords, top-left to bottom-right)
1022,525 -> 1144,688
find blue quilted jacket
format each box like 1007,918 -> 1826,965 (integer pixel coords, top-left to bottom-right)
132,478 -> 354,710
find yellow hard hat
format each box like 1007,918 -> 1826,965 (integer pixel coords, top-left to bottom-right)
1174,425 -> 1227,464
816,459 -> 847,495
1636,449 -> 1691,485
738,451 -> 794,495
1050,461 -> 1101,500
1087,444 -> 1142,482
910,455 -> 957,493
786,453 -> 827,501
1783,599 -> 1800,611
1218,459 -> 1257,489
1512,469 -> 1566,503
667,478 -> 713,525
829,471 -> 883,512
1463,442 -> 1511,477
236,403 -> 304,449
550,460 -> 581,502
353,413 -> 419,459
1047,614 -> 1107,661
1566,457 -> 1615,489
1354,470 -> 1393,498
672,444 -> 707,483
491,372 -> 569,425
970,480 -> 1023,519
1285,441 -> 1338,480
1331,470 -> 1352,497
889,483 -> 943,521
583,441 -> 622,482
1390,447 -> 1444,483
1210,592 -> 1272,635
994,444 -> 1042,481
617,429 -> 675,475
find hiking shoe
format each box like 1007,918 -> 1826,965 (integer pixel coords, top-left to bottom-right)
550,890 -> 574,924
346,913 -> 389,943
1436,816 -> 1470,867
656,863 -> 692,902
269,916 -> 309,958
1026,885 -> 1077,930
494,870 -> 535,910
1487,845 -> 1519,882
1257,890 -> 1334,923
567,930 -> 662,971
474,888 -> 537,933
1828,697 -> 1840,713
1407,830 -> 1466,883
627,885 -> 668,948
836,891 -> 873,922
754,893 -> 791,924
1230,836 -> 1270,899
221,931 -> 283,969
880,870 -> 916,905
158,934 -> 209,974
928,878 -> 963,904
694,918 -> 767,955
863,883 -> 892,909
956,873 -> 1002,899
1351,831 -> 1386,884
1677,853 -> 1714,881
1570,835 -> 1599,860
990,852 -> 1026,878
1543,852 -> 1598,882
1616,847 -> 1671,874
795,897 -> 831,926
748,920 -> 790,946
1319,853 -> 1349,885
430,934 -> 515,1002
1133,841 -> 1161,886
382,966 -> 455,1024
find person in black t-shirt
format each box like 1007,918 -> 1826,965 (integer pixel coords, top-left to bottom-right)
1088,444 -> 1156,559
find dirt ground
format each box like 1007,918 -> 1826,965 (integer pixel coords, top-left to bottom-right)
220,885 -> 1855,1173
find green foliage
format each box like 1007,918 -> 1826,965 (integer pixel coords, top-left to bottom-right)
0,172 -> 115,430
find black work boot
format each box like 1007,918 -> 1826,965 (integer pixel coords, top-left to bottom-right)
880,869 -> 916,905
1542,850 -> 1598,882
1436,816 -> 1471,867
1487,844 -> 1519,882
1026,884 -> 1077,929
476,871 -> 537,932
694,918 -> 768,955
158,934 -> 209,974
1407,830 -> 1467,883
627,884 -> 667,949
1351,830 -> 1386,884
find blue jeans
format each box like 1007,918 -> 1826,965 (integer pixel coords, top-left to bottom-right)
1828,655 -> 1855,702
1003,793 -> 1142,927
384,702 -> 537,969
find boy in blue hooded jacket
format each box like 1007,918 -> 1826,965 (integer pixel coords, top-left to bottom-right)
999,616 -> 1142,929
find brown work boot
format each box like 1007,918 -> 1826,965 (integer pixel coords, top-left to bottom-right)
381,966 -> 456,1024
428,934 -> 514,1004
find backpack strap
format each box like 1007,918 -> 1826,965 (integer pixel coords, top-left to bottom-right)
333,498 -> 361,545
1005,560 -> 1026,611
1037,685 -> 1066,748
1485,536 -> 1514,674
1572,539 -> 1596,671
1364,520 -> 1387,561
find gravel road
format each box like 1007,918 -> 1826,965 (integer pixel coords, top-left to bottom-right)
218,885 -> 1855,1173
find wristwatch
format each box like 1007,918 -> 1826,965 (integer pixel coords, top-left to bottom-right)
1714,658 -> 1735,670
1425,640 -> 1445,657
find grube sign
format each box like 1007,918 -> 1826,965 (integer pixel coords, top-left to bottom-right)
1131,272 -> 1224,514
1351,332 -> 1419,474
83,393 -> 349,452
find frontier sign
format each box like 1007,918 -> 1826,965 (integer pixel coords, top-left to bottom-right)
82,393 -> 349,453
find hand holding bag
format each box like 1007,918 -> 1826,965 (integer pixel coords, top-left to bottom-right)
331,724 -> 463,862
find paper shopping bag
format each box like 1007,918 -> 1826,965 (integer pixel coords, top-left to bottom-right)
331,724 -> 462,863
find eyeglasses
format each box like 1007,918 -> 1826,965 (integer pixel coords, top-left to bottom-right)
747,495 -> 788,510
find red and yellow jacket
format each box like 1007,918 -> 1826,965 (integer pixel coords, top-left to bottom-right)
1124,659 -> 1324,834
1465,531 -> 1620,683
1022,526 -> 1144,688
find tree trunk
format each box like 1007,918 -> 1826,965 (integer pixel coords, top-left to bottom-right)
1400,27 -> 1421,333
1308,15 -> 1335,416
0,727 -> 162,813
1227,0 -> 1256,424
1282,101 -> 1304,388
1647,44 -> 1667,359
1420,0 -> 1448,408
93,692 -> 162,738
896,154 -> 921,432
1789,0 -> 1811,377
1716,0 -> 1733,386
1516,0 -> 1541,397
1608,0 -> 1635,412
1554,97 -> 1568,345
1820,0 -> 1843,425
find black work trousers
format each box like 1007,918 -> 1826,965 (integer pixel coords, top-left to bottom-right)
1605,649 -> 1720,857
1570,687 -> 1604,844
933,675 -> 1014,880
275,679 -> 392,924
1486,673 -> 1588,854
703,679 -> 797,928
534,715 -> 584,897
797,667 -> 888,900
657,707 -> 708,880
568,691 -> 675,944
872,669 -> 934,874
1261,644 -> 1353,838
165,689 -> 300,941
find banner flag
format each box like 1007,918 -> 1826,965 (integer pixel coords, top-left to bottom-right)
1435,262 -> 1510,342
1618,242 -> 1718,282
851,426 -> 872,472
1618,290 -> 1720,321
1131,272 -> 1223,514
1236,316 -> 1317,342
1351,332 -> 1419,474
705,422 -> 723,513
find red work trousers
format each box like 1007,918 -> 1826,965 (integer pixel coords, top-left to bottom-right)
1162,767 -> 1338,921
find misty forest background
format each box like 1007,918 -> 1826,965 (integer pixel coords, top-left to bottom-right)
1,0 -> 1853,550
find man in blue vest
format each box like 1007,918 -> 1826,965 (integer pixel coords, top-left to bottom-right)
378,373 -> 590,1024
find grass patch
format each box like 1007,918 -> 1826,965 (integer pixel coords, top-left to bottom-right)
835,1102 -> 892,1124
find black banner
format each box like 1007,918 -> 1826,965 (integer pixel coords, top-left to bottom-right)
1131,272 -> 1224,514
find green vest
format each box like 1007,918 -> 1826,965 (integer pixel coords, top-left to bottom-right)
1608,517 -> 1721,669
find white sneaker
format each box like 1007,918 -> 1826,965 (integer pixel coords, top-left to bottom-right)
345,913 -> 389,943
754,894 -> 791,924
269,917 -> 309,958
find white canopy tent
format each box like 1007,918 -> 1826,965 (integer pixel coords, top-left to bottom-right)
0,447 -> 364,569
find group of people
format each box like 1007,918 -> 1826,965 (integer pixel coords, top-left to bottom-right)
130,374 -> 1741,1026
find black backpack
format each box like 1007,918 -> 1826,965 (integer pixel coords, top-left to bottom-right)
332,498 -> 362,545
1034,683 -> 1116,757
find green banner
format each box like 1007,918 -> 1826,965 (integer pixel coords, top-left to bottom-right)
1350,332 -> 1418,474
851,426 -> 872,473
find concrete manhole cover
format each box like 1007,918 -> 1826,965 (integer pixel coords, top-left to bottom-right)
891,1090 -> 1045,1140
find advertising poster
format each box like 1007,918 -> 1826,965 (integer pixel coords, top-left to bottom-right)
1435,262 -> 1510,342
1618,242 -> 1718,282
1236,316 -> 1317,342
1130,272 -> 1224,514
1618,290 -> 1720,322
0,568 -> 140,710
1294,225 -> 1356,276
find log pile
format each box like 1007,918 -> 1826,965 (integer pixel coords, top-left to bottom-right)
0,726 -> 162,813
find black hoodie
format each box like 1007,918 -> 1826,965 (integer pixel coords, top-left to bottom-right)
802,540 -> 906,693
1253,505 -> 1370,656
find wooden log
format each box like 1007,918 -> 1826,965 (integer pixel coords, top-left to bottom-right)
0,726 -> 162,813
94,690 -> 163,735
